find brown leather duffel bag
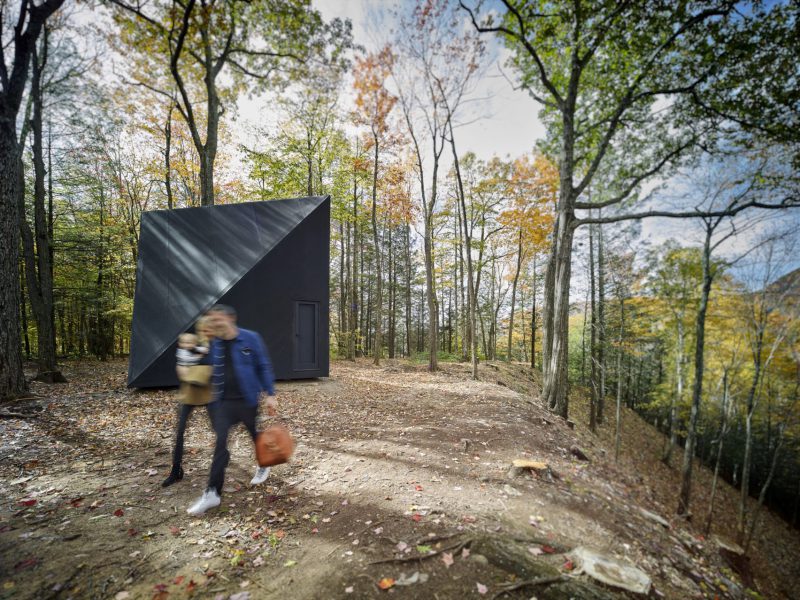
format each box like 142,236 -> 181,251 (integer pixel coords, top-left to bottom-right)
255,425 -> 295,467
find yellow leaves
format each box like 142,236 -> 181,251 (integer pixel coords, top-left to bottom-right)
497,152 -> 557,256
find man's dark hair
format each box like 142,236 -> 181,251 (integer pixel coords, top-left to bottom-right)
208,304 -> 237,319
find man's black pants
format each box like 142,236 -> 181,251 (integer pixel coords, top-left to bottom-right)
207,400 -> 258,494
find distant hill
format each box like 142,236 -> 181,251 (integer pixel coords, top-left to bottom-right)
767,266 -> 800,296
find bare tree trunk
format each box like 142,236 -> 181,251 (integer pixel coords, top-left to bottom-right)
370,134 -> 383,365
597,220 -> 606,423
521,282 -> 527,363
738,314 -> 773,541
614,294 -> 624,461
542,208 -> 575,419
745,427 -> 784,553
20,35 -> 63,382
457,206 -> 469,361
663,321 -> 684,466
164,102 -> 174,210
580,279 -> 590,385
348,164 -> 359,360
677,224 -> 715,517
450,126 -> 477,380
704,369 -> 730,535
0,0 -> 63,402
388,224 -> 396,358
531,255 -> 537,369
404,224 -> 412,357
507,230 -> 523,362
588,223 -> 597,432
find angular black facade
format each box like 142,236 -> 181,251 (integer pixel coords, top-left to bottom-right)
128,196 -> 330,388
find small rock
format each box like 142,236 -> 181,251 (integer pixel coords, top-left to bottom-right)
470,553 -> 489,565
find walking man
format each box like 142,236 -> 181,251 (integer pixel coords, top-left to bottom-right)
188,304 -> 277,516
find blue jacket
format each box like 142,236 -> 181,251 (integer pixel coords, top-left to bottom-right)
210,328 -> 275,406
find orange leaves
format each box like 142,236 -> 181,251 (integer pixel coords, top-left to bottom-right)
377,577 -> 396,590
353,45 -> 397,139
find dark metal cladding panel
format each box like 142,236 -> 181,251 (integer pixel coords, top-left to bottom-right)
128,210 -> 171,380
128,196 -> 329,388
215,197 -> 330,380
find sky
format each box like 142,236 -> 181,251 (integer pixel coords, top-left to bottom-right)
234,0 -> 546,163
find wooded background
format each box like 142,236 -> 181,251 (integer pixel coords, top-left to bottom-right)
1,0 -> 798,545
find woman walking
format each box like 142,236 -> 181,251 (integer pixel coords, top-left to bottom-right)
163,317 -> 215,487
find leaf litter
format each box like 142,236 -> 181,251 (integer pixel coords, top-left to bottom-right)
0,358 -> 796,599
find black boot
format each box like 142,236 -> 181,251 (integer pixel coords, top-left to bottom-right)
161,466 -> 184,487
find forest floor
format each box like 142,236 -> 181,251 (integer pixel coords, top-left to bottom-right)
0,358 -> 798,600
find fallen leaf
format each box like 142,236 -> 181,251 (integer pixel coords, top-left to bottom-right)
442,552 -> 454,568
14,557 -> 39,572
541,545 -> 556,554
477,582 -> 488,595
169,526 -> 180,536
114,509 -> 124,517
283,560 -> 297,568
562,559 -> 575,571
378,578 -> 395,590
461,547 -> 471,559
153,583 -> 168,600
528,546 -> 544,556
396,541 -> 408,552
411,514 -> 422,522
173,576 -> 185,585
345,586 -> 354,593
114,592 -> 130,600
19,499 -> 37,507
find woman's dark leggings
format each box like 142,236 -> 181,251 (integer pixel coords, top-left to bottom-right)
171,403 -> 212,469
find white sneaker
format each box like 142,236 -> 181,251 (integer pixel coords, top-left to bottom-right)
250,466 -> 271,485
187,489 -> 221,516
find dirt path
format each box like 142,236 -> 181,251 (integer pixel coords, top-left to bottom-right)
1,359 -> 797,599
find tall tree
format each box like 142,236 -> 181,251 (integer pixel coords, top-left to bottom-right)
110,0 -> 353,206
500,154 -> 556,363
18,26 -> 65,382
462,0 -> 798,418
353,45 -> 397,365
0,0 -> 65,400
647,244 -> 703,466
393,0 -> 483,371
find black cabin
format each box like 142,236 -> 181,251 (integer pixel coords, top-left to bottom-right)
127,196 -> 330,388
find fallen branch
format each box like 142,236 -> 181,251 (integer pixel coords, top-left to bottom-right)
490,575 -> 566,599
0,410 -> 39,419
